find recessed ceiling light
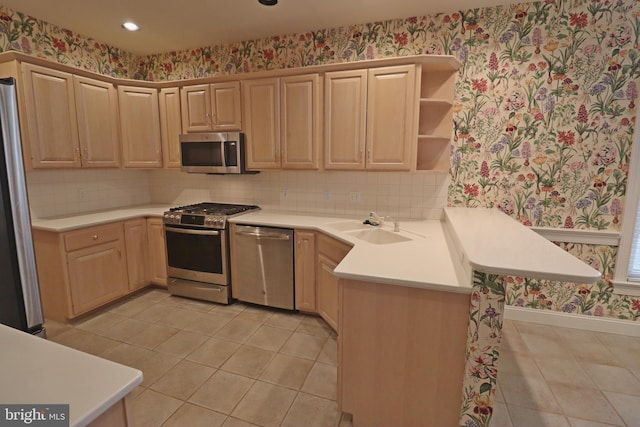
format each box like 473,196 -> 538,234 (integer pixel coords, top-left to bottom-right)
258,0 -> 277,5
121,22 -> 140,32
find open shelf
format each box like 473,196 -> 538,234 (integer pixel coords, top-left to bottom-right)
416,138 -> 450,171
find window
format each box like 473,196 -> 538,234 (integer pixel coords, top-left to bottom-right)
613,113 -> 640,296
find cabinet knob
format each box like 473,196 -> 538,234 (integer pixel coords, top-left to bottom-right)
92,235 -> 98,240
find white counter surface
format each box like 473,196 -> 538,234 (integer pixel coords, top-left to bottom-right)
444,207 -> 602,283
0,324 -> 142,427
31,205 -> 601,294
31,204 -> 172,232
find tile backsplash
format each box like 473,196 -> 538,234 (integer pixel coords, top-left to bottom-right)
26,168 -> 449,220
149,169 -> 449,220
26,169 -> 153,219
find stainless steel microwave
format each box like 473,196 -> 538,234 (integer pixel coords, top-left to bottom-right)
179,132 -> 257,174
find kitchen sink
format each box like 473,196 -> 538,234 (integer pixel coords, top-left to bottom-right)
345,228 -> 412,245
326,220 -> 375,232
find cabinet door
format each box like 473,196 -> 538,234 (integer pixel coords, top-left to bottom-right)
124,218 -> 149,291
118,85 -> 162,168
366,65 -> 416,170
242,78 -> 280,169
73,76 -> 120,168
180,84 -> 212,132
67,240 -> 128,315
323,70 -> 366,170
317,254 -> 339,331
211,81 -> 242,131
147,218 -> 168,287
294,230 -> 316,312
21,63 -> 80,168
281,74 -> 321,169
159,87 -> 182,168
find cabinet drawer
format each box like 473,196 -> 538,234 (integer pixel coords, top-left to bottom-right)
317,232 -> 352,264
64,223 -> 122,252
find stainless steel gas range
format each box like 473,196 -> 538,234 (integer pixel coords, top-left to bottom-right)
163,202 -> 260,304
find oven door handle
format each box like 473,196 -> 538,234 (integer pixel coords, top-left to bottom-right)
165,227 -> 220,236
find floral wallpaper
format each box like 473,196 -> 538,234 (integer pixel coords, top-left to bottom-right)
0,0 -> 639,322
0,5 -> 135,77
460,271 -> 505,427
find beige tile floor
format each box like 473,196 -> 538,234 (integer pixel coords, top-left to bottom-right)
45,287 -> 640,427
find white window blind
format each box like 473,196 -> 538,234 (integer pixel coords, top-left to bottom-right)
629,195 -> 640,281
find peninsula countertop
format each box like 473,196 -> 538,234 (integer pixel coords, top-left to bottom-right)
0,324 -> 142,427
30,205 -> 601,294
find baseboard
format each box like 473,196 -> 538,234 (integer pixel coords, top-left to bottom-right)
504,306 -> 640,337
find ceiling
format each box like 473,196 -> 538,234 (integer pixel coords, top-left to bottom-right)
0,0 -> 525,56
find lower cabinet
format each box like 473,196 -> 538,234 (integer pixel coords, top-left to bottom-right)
124,218 -> 149,291
315,233 -> 352,331
33,217 -> 167,321
294,230 -> 316,312
146,217 -> 168,287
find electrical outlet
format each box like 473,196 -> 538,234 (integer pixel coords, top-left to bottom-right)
280,189 -> 288,200
324,191 -> 333,201
349,191 -> 361,203
78,188 -> 86,200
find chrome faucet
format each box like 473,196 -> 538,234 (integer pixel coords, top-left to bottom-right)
363,211 -> 383,226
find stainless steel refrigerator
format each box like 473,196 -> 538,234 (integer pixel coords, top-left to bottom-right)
0,77 -> 45,337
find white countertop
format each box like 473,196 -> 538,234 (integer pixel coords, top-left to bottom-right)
0,324 -> 142,427
31,205 -> 601,294
31,204 -> 172,232
444,207 -> 602,283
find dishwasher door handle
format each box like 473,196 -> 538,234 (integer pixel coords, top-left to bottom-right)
235,230 -> 291,240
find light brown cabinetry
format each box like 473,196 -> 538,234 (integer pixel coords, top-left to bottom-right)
339,279 -> 470,426
324,65 -> 416,171
243,74 -> 321,170
124,218 -> 149,291
294,230 -> 316,312
181,82 -> 242,132
33,223 -> 129,321
316,233 -> 352,331
159,87 -> 182,168
33,217 -> 168,321
147,217 -> 168,287
117,85 -> 162,168
416,69 -> 456,171
21,64 -> 120,169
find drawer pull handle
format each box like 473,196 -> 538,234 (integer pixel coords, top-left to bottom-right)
92,235 -> 98,240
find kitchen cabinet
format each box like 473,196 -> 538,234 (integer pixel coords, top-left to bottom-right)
21,64 -> 122,169
159,87 -> 182,168
124,218 -> 149,291
294,230 -> 316,312
117,85 -> 162,168
324,65 -> 416,171
147,217 -> 168,287
339,279 -> 469,426
416,69 -> 456,171
180,82 -> 242,132
316,233 -> 352,331
21,63 -> 80,168
33,223 -> 129,321
243,74 -> 321,170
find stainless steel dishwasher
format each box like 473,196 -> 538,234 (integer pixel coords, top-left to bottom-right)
232,225 -> 294,310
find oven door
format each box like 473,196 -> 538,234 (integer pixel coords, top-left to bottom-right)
164,225 -> 228,285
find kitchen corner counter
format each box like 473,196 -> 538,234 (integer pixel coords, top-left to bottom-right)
31,204 -> 173,232
0,324 -> 142,427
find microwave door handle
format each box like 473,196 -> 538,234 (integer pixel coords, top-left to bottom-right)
165,227 -> 220,236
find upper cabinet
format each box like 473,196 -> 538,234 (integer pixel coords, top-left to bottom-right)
117,85 -> 162,168
324,65 -> 416,171
181,81 -> 242,132
416,68 -> 456,171
21,63 -> 121,169
243,74 -> 321,170
159,87 -> 182,168
73,76 -> 121,168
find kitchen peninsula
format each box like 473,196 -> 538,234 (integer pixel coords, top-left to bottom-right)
31,206 -> 599,426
